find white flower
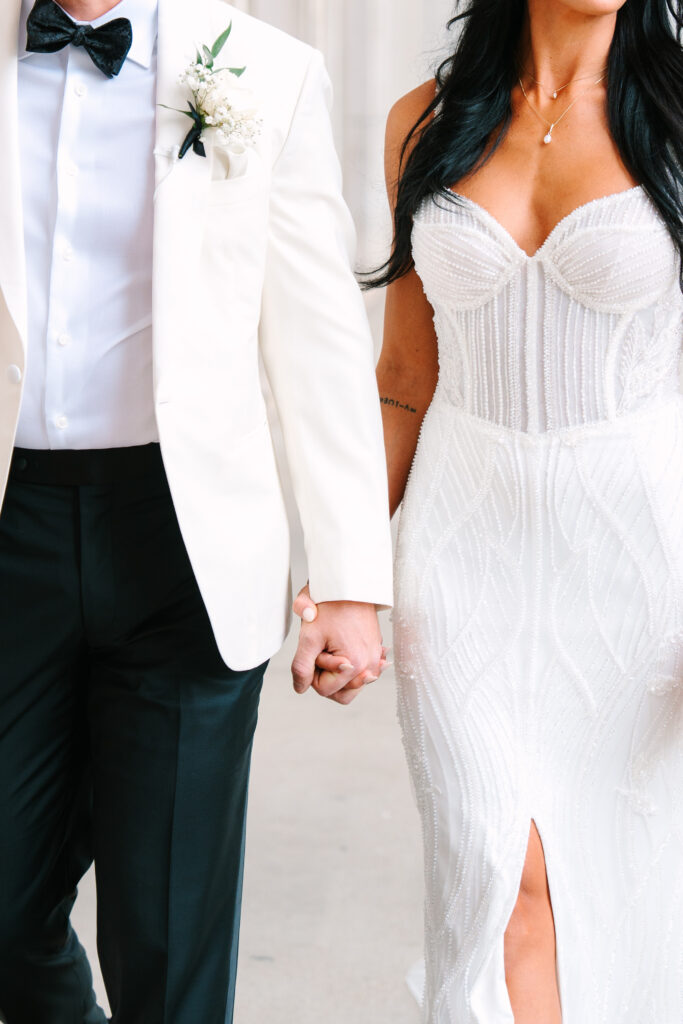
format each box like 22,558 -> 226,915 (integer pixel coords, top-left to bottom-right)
178,64 -> 262,153
202,73 -> 257,119
170,23 -> 262,160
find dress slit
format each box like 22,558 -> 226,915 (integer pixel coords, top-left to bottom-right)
504,818 -> 564,1019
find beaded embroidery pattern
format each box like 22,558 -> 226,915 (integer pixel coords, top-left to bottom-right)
395,187 -> 683,1023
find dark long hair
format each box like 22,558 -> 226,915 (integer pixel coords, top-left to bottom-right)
368,0 -> 683,289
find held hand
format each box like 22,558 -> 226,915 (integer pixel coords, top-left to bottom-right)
292,585 -> 388,705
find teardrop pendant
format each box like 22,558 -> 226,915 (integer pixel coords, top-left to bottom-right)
552,91 -> 558,99
543,131 -> 553,144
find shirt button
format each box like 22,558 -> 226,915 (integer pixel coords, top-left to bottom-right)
6,364 -> 22,384
57,333 -> 71,347
64,161 -> 78,177
55,415 -> 69,430
62,244 -> 74,262
74,83 -> 87,97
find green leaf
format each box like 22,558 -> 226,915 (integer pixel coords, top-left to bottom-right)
202,44 -> 214,68
195,48 -> 202,65
228,66 -> 246,78
158,103 -> 196,120
211,22 -> 233,59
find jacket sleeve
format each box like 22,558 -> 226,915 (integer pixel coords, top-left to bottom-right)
259,49 -> 394,608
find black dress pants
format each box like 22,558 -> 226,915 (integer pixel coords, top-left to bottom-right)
0,446 -> 267,1024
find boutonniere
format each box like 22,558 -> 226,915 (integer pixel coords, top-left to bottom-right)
164,23 -> 262,160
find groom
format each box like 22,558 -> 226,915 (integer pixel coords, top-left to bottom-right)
0,0 -> 393,1022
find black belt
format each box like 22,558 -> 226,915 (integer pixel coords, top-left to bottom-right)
10,444 -> 164,486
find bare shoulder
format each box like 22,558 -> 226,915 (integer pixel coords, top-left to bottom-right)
386,80 -> 437,150
385,80 -> 437,194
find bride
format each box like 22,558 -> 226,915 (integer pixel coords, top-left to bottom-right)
373,0 -> 683,1020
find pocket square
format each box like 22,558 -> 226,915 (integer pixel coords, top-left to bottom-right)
212,143 -> 250,182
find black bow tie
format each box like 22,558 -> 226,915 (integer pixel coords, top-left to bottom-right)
26,0 -> 133,79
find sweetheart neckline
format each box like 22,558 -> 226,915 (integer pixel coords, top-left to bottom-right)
446,185 -> 645,260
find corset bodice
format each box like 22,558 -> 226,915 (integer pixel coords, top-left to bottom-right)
412,187 -> 683,433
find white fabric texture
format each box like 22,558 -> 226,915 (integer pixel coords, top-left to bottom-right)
16,0 -> 159,449
394,187 -> 683,1022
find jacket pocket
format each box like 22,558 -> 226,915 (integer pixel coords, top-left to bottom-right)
207,173 -> 265,207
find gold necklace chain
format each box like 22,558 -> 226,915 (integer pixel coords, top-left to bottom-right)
518,72 -> 607,145
521,66 -> 608,101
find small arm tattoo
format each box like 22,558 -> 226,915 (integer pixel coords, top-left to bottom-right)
380,396 -> 418,414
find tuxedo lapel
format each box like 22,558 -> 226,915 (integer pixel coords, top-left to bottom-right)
154,0 -> 217,188
0,0 -> 28,353
152,0 -> 217,386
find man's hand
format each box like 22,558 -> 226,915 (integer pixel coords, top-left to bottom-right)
291,585 -> 386,705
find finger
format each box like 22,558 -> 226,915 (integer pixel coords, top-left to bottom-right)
314,654 -> 363,696
293,585 -> 318,624
291,636 -> 320,695
314,654 -> 370,695
311,653 -> 356,698
367,645 -> 384,679
376,649 -> 389,673
315,652 -> 356,674
326,673 -> 379,711
315,668 -> 356,698
343,668 -> 380,692
330,687 -> 363,706
316,640 -> 383,697
329,657 -> 385,704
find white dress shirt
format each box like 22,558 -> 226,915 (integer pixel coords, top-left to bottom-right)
16,0 -> 159,450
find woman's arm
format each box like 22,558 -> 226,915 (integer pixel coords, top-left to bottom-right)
377,84 -> 440,518
378,271 -> 439,517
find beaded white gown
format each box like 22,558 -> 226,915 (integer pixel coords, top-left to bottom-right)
394,186 -> 683,1024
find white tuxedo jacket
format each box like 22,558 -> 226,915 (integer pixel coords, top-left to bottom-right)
0,0 -> 393,670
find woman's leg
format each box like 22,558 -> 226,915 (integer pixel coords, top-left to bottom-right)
504,822 -> 562,1023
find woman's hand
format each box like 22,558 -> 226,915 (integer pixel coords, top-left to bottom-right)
292,585 -> 390,705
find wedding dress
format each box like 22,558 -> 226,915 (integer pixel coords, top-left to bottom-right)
394,186 -> 683,1023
